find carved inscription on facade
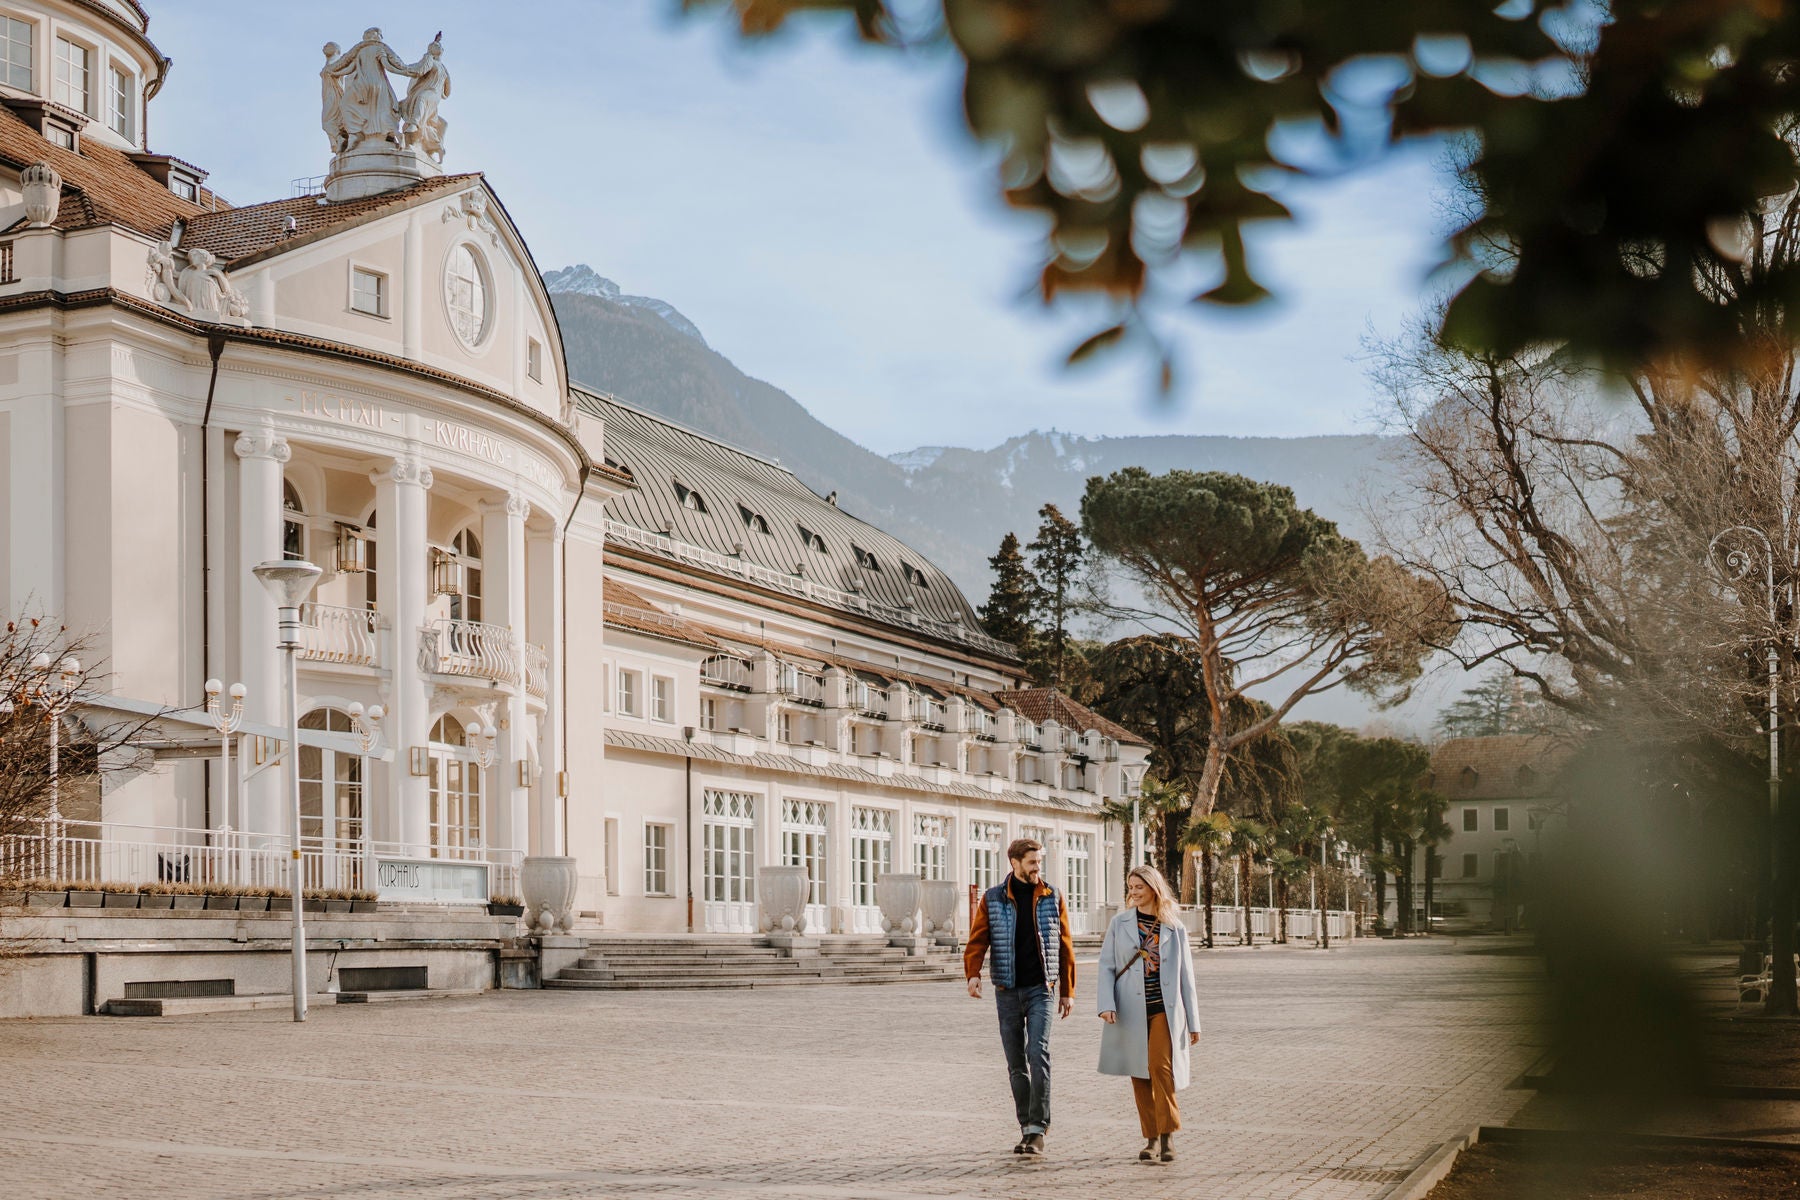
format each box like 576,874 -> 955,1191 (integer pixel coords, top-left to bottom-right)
428,418 -> 508,465
293,389 -> 386,428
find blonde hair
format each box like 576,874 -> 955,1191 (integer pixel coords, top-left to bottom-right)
1127,865 -> 1181,926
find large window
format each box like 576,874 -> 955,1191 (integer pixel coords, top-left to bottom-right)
52,36 -> 88,113
969,820 -> 1004,893
1463,808 -> 1478,833
781,798 -> 829,907
2,18 -> 32,90
644,823 -> 671,895
281,481 -> 306,562
449,528 -> 482,622
107,65 -> 133,140
427,714 -> 482,858
444,244 -> 489,346
702,790 -> 756,904
1065,832 -> 1092,915
1493,807 -> 1510,833
913,812 -> 949,881
298,709 -> 365,887
851,807 -> 893,908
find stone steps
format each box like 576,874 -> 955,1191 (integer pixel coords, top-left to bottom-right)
544,935 -> 964,991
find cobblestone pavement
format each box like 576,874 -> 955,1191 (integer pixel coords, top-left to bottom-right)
0,936 -> 1543,1200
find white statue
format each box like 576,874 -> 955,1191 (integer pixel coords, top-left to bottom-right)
147,242 -> 249,326
320,42 -> 348,154
323,28 -> 413,151
400,35 -> 450,162
176,247 -> 226,313
146,240 -> 182,306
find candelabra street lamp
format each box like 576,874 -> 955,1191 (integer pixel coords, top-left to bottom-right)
4,653 -> 82,879
203,679 -> 246,841
345,701 -> 383,892
252,558 -> 322,1023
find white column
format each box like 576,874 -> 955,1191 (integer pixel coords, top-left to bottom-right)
234,426 -> 289,839
372,454 -> 433,855
526,521 -> 563,855
482,491 -> 530,860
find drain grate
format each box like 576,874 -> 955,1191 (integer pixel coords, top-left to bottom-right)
1317,1166 -> 1413,1183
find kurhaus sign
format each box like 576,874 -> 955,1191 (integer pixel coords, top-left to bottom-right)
374,856 -> 489,904
281,389 -> 566,493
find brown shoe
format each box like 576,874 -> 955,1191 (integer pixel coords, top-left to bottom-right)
1022,1133 -> 1045,1156
1159,1134 -> 1174,1163
1139,1138 -> 1156,1162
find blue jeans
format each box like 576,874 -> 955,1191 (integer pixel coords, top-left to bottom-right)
995,984 -> 1053,1135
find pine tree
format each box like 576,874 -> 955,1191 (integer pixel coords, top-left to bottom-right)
1026,503 -> 1084,688
1434,670 -> 1544,739
978,532 -> 1037,650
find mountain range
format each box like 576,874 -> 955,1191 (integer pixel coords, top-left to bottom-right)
546,265 -> 1398,610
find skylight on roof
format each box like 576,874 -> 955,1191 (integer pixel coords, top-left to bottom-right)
853,546 -> 881,572
673,480 -> 708,514
737,503 -> 770,534
902,563 -> 927,587
797,525 -> 826,553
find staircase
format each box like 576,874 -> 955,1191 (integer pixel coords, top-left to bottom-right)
543,935 -> 965,991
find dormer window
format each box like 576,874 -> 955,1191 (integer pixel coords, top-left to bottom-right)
52,37 -> 90,115
902,562 -> 928,587
737,504 -> 770,535
798,525 -> 826,553
2,18 -> 33,91
853,545 -> 881,572
128,153 -> 209,201
673,481 -> 708,514
107,66 -> 134,141
1460,765 -> 1479,792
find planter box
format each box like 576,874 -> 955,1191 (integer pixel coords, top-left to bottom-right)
350,900 -> 378,913
67,891 -> 104,908
26,891 -> 65,908
204,895 -> 239,910
487,902 -> 524,917
269,896 -> 294,912
0,889 -> 24,907
171,894 -> 206,910
102,892 -> 140,909
323,899 -> 351,913
301,899 -> 326,914
138,894 -> 175,910
237,896 -> 270,912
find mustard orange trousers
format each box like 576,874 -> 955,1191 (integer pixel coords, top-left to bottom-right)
1131,1011 -> 1181,1137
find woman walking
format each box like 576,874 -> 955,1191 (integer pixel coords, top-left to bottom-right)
1097,865 -> 1199,1163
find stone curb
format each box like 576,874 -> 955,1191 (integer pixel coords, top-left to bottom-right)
1382,1123 -> 1481,1200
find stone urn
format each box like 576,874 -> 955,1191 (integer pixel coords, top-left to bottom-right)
876,872 -> 922,935
21,161 -> 60,228
520,855 -> 577,934
757,865 -> 810,934
921,879 -> 961,938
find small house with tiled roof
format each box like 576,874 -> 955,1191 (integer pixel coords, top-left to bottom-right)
1422,735 -> 1573,928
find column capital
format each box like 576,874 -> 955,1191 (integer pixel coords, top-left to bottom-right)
482,491 -> 531,522
373,455 -> 434,490
233,429 -> 290,463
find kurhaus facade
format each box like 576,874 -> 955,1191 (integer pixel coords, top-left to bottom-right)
0,1 -> 1146,959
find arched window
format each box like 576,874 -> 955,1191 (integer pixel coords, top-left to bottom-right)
737,504 -> 770,535
362,511 -> 378,611
298,707 -> 364,871
282,480 -> 306,562
902,562 -> 928,587
445,244 -> 490,346
427,713 -> 482,857
673,480 -> 708,514
450,527 -> 482,622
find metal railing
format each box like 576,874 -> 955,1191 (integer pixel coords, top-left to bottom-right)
776,663 -> 826,705
298,602 -> 386,668
701,654 -> 753,691
910,694 -> 946,726
849,681 -> 888,716
967,708 -> 997,738
421,618 -> 518,686
523,643 -> 549,699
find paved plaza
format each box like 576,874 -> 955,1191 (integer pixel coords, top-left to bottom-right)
0,937 -> 1543,1200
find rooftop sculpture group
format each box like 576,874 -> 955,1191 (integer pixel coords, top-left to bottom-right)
321,28 -> 450,163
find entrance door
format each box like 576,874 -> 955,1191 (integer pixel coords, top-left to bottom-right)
781,798 -> 830,933
849,806 -> 893,934
428,714 -> 483,859
299,708 -> 365,890
702,789 -> 757,933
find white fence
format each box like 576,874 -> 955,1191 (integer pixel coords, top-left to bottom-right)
1189,905 -> 1356,942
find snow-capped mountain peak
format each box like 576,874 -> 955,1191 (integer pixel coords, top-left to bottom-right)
543,264 -> 709,348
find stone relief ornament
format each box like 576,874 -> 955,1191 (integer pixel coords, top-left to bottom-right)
442,190 -> 498,245
146,241 -> 251,326
21,161 -> 60,227
321,29 -> 448,158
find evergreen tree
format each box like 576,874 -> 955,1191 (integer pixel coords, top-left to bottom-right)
977,532 -> 1037,652
1026,503 -> 1084,688
1434,670 -> 1543,739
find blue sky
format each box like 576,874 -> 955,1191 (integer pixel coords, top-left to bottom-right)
151,1 -> 1445,456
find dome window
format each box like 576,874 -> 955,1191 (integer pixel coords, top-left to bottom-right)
737,503 -> 770,535
853,545 -> 881,572
674,481 -> 708,514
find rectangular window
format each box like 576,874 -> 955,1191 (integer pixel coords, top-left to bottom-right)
1,18 -> 31,90
700,695 -> 718,732
617,669 -> 640,717
107,66 -> 133,140
1065,832 -> 1092,914
968,819 -> 1004,893
651,676 -> 673,723
1493,807 -> 1510,833
53,37 -> 89,113
913,812 -> 949,881
702,790 -> 756,904
350,266 -> 387,317
1462,853 -> 1479,879
46,124 -> 73,150
1429,855 -> 1444,879
0,241 -> 13,285
171,176 -> 197,201
781,798 -> 829,907
850,807 -> 893,908
778,711 -> 793,744
1462,808 -> 1478,833
527,337 -> 543,382
644,823 -> 670,895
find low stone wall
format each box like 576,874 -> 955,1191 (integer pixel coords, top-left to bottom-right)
0,906 -> 521,1019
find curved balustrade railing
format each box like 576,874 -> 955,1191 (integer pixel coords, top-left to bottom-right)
523,643 -> 549,699
420,618 -> 518,686
298,602 -> 387,668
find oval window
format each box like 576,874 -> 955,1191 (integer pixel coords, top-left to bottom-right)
444,244 -> 490,346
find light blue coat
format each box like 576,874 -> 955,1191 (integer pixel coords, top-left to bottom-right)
1096,909 -> 1198,1087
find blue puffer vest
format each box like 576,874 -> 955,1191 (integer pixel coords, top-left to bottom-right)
983,880 -> 1062,991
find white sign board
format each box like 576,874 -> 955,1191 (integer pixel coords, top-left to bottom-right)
374,857 -> 489,905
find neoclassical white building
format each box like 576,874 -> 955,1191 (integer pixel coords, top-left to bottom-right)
0,2 -> 1145,975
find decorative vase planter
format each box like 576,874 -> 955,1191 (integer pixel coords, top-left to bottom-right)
102,892 -> 140,909
757,865 -> 810,934
204,894 -> 238,910
875,873 -> 923,935
138,894 -> 175,910
171,894 -> 206,911
487,901 -> 524,918
67,891 -> 104,908
521,856 -> 578,934
21,160 -> 60,227
27,891 -> 66,908
921,880 -> 961,938
324,899 -> 351,913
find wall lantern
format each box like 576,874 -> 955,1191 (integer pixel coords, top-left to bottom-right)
334,523 -> 368,574
429,547 -> 464,597
409,746 -> 429,776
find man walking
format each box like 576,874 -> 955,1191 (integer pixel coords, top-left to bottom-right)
965,837 -> 1076,1156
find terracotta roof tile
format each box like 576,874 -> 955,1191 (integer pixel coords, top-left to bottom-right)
602,579 -> 719,649
0,105 -> 219,237
999,688 -> 1149,747
177,174 -> 479,265
1428,735 -> 1572,800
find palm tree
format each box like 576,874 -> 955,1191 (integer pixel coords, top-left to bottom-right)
1230,817 -> 1270,945
1416,790 -> 1451,935
1181,811 -> 1233,947
1268,848 -> 1313,943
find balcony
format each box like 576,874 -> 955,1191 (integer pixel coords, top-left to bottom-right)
776,663 -> 826,706
523,643 -> 549,699
298,602 -> 386,668
701,654 -> 753,691
420,618 -> 540,692
909,694 -> 946,729
967,708 -> 997,741
848,681 -> 888,717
